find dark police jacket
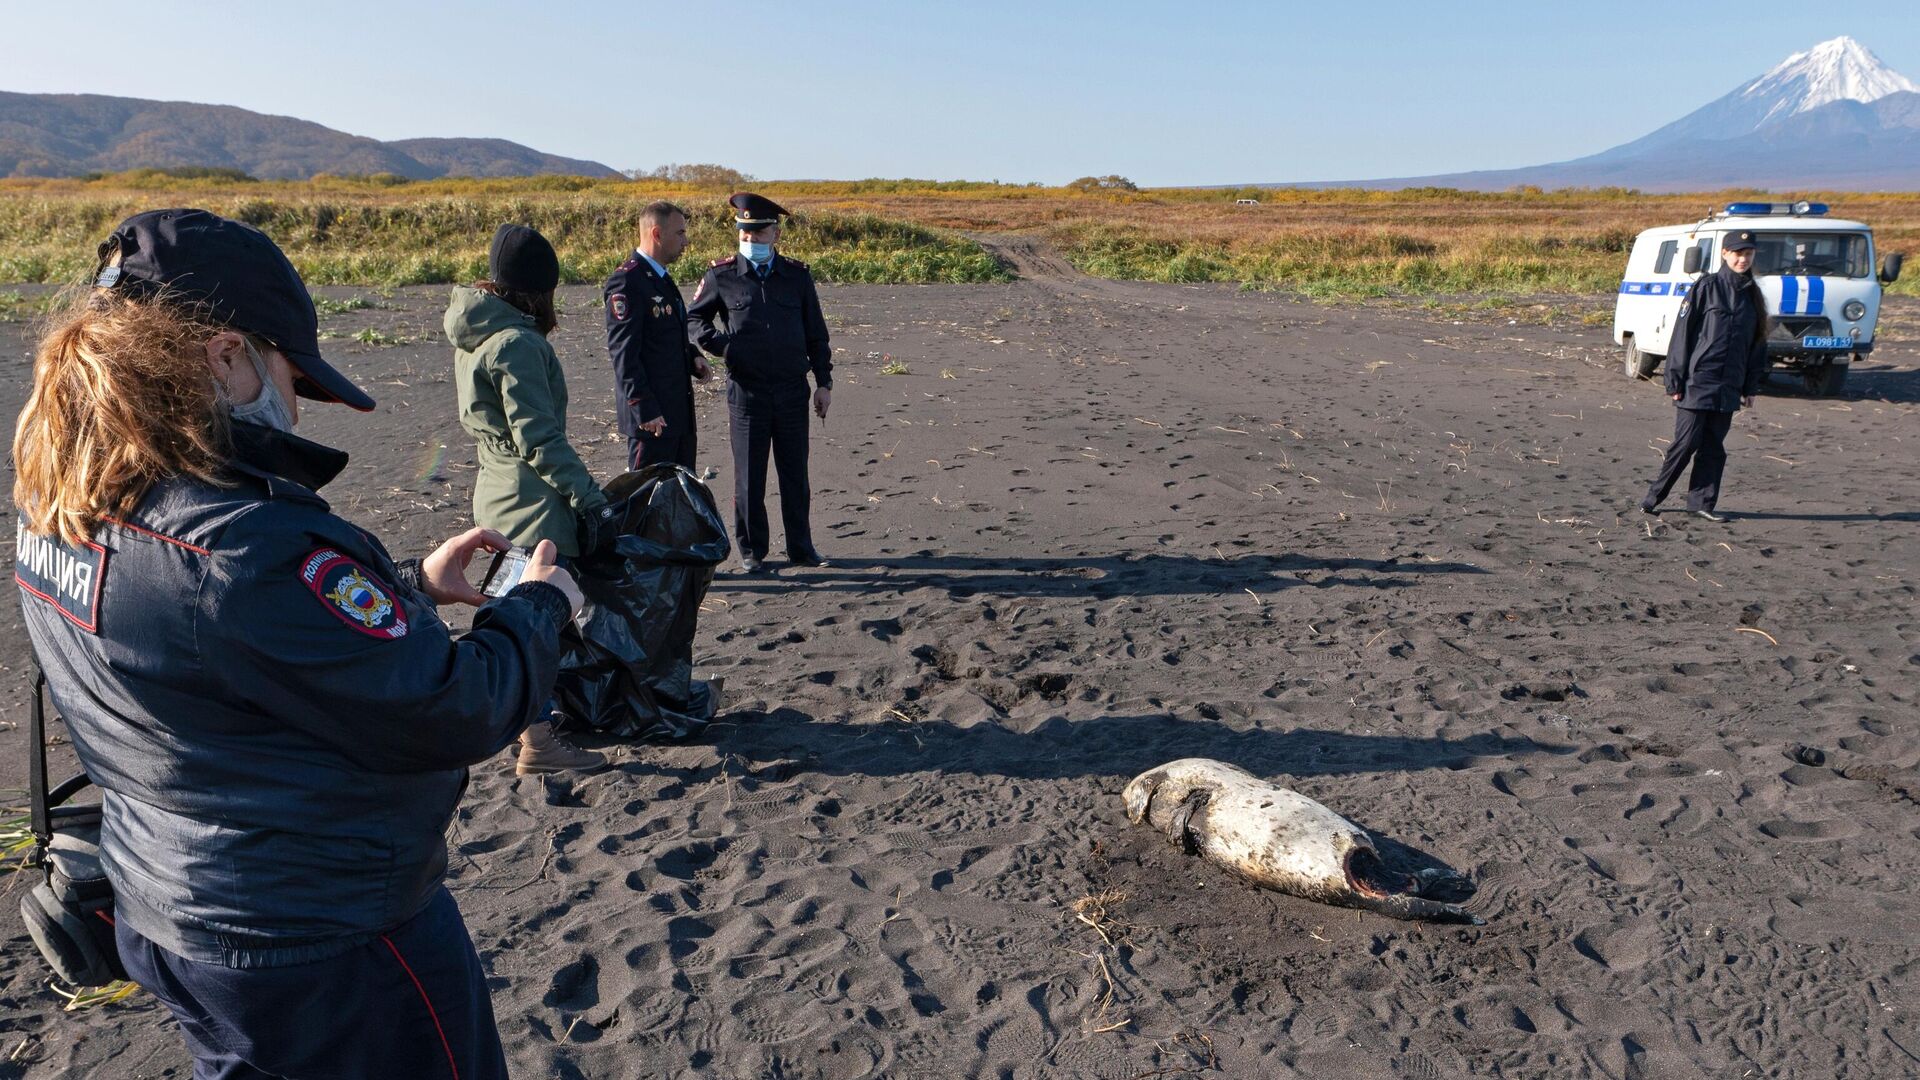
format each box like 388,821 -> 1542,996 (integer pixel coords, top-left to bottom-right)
686,254 -> 832,390
603,252 -> 700,436
1664,265 -> 1769,413
17,422 -> 571,967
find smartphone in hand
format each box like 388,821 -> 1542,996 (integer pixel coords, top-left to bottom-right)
480,547 -> 533,598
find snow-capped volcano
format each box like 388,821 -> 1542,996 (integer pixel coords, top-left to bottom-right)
1610,36 -> 1917,154
1746,36 -> 1918,121
1284,36 -> 1920,191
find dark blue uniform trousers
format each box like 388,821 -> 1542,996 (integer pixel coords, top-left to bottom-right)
1645,407 -> 1735,512
117,888 -> 507,1080
727,379 -> 814,560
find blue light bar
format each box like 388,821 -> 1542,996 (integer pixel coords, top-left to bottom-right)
1723,201 -> 1830,217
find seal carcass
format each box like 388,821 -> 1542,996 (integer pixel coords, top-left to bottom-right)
1123,758 -> 1481,924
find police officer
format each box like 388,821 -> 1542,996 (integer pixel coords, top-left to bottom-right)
1641,229 -> 1770,522
13,209 -> 582,1078
604,200 -> 712,470
687,193 -> 832,571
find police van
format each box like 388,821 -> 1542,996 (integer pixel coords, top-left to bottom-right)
1613,202 -> 1903,396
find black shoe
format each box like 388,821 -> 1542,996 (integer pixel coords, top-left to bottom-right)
1639,502 -> 1659,516
787,550 -> 826,568
1690,509 -> 1728,523
739,555 -> 767,574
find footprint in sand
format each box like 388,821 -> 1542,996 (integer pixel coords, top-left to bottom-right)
1564,837 -> 1656,885
1757,817 -> 1860,841
1570,915 -> 1662,971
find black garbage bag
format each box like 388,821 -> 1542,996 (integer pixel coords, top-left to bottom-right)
554,464 -> 731,739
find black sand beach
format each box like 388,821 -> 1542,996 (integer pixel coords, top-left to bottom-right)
2,261 -> 1918,1078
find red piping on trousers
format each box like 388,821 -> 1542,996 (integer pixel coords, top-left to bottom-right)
380,934 -> 461,1080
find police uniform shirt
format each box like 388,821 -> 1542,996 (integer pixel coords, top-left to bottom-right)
604,252 -> 697,436
1663,264 -> 1767,413
686,254 -> 832,390
17,421 -> 569,965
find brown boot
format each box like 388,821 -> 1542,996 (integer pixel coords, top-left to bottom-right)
515,720 -> 607,776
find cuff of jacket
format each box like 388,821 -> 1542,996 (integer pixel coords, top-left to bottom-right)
506,580 -> 574,633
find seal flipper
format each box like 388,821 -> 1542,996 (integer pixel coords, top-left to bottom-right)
1345,847 -> 1484,925
1167,790 -> 1209,855
1348,891 -> 1485,926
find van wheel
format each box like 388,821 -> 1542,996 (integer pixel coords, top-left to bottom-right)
1803,363 -> 1847,397
1623,338 -> 1658,380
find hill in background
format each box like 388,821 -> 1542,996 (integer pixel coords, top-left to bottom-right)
0,91 -> 621,179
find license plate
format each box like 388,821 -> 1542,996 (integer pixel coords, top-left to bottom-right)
1801,335 -> 1851,349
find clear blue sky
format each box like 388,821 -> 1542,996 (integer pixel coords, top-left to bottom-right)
3,1 -> 1916,185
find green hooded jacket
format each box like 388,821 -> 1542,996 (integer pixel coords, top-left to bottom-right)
446,286 -> 607,556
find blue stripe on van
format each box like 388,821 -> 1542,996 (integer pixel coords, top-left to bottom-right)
1618,281 -> 1670,295
1779,275 -> 1799,314
1805,276 -> 1824,314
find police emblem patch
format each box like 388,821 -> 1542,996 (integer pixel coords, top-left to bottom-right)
609,293 -> 629,322
301,548 -> 408,639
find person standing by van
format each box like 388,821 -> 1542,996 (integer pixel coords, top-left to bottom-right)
1640,230 -> 1769,523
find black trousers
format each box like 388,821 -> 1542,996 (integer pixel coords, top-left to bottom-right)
627,423 -> 696,471
117,888 -> 506,1080
1645,407 -> 1735,512
727,380 -> 813,560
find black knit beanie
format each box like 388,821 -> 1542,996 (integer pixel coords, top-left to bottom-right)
488,223 -> 560,292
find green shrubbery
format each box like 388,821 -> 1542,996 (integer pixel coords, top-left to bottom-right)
0,187 -> 1011,287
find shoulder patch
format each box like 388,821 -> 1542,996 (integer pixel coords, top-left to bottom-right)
15,516 -> 106,634
609,293 -> 629,322
710,255 -> 736,267
302,548 -> 408,640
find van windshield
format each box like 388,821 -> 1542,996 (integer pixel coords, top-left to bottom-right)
1752,233 -> 1872,278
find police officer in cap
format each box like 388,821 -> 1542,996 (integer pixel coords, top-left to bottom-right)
604,200 -> 712,470
15,208 -> 581,1078
687,193 -> 833,571
1641,229 -> 1769,522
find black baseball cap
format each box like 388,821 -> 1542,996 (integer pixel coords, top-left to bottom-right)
1723,231 -> 1758,252
94,209 -> 375,412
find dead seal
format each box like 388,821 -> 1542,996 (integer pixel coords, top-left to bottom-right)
1123,758 -> 1482,924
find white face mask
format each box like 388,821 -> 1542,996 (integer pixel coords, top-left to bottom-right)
224,340 -> 296,432
739,239 -> 773,264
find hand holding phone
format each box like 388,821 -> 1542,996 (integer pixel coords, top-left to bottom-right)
481,547 -> 533,598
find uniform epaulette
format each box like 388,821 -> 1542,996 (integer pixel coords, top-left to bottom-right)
710,256 -> 736,268
615,257 -> 639,273
784,256 -> 809,270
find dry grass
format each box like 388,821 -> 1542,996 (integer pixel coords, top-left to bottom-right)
3,173 -> 1915,297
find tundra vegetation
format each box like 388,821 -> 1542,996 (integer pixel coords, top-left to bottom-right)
1,171 -> 1913,297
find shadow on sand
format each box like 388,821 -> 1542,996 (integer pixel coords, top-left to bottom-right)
709,552 -> 1487,599
1764,364 -> 1920,405
617,707 -> 1564,787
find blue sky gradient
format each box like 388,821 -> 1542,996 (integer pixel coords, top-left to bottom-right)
3,1 -> 1915,185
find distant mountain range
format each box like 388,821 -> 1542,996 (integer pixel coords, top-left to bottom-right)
0,92 -> 621,180
1287,37 -> 1920,192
